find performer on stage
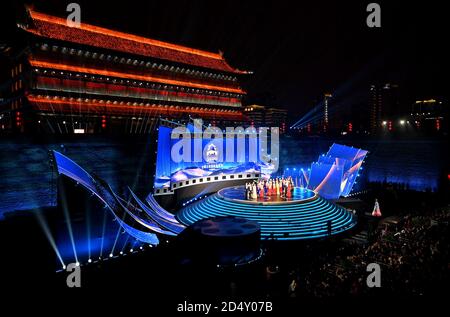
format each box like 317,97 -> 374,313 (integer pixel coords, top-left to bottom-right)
245,183 -> 251,200
246,176 -> 299,201
286,179 -> 292,198
252,182 -> 257,200
372,198 -> 382,217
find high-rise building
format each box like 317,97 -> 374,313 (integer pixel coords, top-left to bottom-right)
243,104 -> 265,127
0,8 -> 248,134
265,107 -> 288,133
242,104 -> 287,133
411,98 -> 447,133
369,83 -> 400,134
323,93 -> 332,132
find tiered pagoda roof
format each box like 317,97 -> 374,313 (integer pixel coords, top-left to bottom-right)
28,59 -> 245,94
23,9 -> 247,75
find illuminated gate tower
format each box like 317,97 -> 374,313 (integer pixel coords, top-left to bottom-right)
2,7 -> 248,134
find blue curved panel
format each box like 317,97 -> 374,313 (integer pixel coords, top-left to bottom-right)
128,188 -> 185,234
113,192 -> 177,236
52,150 -> 162,243
145,194 -> 179,223
307,143 -> 368,198
114,217 -> 159,245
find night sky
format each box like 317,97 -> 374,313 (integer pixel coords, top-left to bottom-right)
2,0 -> 448,119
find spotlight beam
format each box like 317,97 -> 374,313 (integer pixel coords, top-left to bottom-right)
58,181 -> 79,264
99,209 -> 108,258
34,211 -> 66,269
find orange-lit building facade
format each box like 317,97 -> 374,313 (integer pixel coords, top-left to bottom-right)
1,8 -> 248,134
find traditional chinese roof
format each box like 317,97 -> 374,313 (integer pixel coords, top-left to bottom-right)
27,95 -> 246,120
29,59 -> 246,94
23,9 -> 247,74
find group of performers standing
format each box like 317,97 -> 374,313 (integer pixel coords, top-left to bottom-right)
245,177 -> 294,200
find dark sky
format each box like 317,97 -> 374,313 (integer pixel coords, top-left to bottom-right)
2,0 -> 448,119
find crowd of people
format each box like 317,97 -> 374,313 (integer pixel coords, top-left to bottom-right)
255,204 -> 449,298
297,207 -> 450,297
245,177 -> 295,200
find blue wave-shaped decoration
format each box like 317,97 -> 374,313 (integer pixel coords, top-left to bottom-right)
128,187 -> 185,235
52,150 -> 174,243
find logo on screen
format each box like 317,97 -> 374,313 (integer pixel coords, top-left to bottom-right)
205,143 -> 219,163
169,119 -> 279,172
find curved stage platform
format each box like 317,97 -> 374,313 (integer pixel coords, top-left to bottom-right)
217,186 -> 317,204
177,186 -> 357,241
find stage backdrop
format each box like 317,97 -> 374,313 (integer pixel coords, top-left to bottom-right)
154,124 -> 275,189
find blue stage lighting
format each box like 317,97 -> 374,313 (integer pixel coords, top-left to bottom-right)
178,188 -> 356,241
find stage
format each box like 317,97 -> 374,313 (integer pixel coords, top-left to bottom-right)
177,186 -> 357,241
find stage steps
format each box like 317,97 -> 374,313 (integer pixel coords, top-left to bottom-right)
177,193 -> 357,241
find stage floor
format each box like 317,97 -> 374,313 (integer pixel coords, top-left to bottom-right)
217,186 -> 317,205
177,186 -> 357,241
